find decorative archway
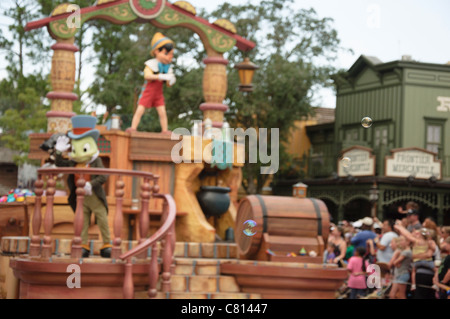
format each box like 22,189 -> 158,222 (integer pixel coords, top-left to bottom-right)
318,197 -> 338,223
382,199 -> 437,224
25,0 -> 256,243
343,198 -> 371,222
25,0 -> 255,132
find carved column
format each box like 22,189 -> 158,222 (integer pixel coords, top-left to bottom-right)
46,38 -> 78,133
136,178 -> 151,259
200,54 -> 229,128
42,175 -> 56,259
112,176 -> 125,260
30,178 -> 44,257
71,176 -> 85,259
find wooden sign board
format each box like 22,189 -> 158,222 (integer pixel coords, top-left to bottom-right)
385,147 -> 442,180
338,146 -> 375,177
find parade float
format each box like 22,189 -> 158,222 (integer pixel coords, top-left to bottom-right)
0,0 -> 347,299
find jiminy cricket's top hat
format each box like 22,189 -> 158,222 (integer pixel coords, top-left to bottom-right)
68,115 -> 100,142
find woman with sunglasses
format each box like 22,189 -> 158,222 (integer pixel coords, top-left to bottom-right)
395,222 -> 438,299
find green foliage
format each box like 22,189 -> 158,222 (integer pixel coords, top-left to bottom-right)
0,0 -> 348,190
88,20 -> 206,129
0,0 -> 51,164
207,0 -> 347,193
0,86 -> 49,164
0,0 -> 49,77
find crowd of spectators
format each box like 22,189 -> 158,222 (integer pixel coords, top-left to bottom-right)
325,201 -> 450,299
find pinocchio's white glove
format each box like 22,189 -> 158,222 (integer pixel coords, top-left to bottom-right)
167,73 -> 176,86
158,74 -> 172,82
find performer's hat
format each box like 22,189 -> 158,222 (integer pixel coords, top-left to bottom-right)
68,115 -> 100,141
150,32 -> 174,56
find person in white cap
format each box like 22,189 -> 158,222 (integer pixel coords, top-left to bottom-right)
352,220 -> 363,229
350,217 -> 377,250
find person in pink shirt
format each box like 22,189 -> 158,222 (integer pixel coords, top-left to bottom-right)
347,246 -> 370,299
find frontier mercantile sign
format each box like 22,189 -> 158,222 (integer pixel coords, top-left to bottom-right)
385,147 -> 442,180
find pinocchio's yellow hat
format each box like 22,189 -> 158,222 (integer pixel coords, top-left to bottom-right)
150,32 -> 174,56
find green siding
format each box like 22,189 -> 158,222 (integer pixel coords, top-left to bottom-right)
335,79 -> 402,149
354,68 -> 380,88
401,67 -> 450,154
402,85 -> 450,152
404,69 -> 450,88
383,73 -> 400,86
336,65 -> 450,158
310,57 -> 450,180
337,86 -> 402,124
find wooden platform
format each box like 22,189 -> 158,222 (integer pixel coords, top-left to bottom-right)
221,262 -> 347,299
28,130 -> 244,244
1,238 -> 347,299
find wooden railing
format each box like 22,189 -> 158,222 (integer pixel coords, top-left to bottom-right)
120,193 -> 176,299
30,167 -> 176,299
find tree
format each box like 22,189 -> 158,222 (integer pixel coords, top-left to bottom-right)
82,0 -> 348,194
208,0 -> 348,194
0,0 -> 50,164
88,20 -> 206,131
0,0 -> 348,191
0,1 -> 97,164
0,0 -> 48,79
0,86 -> 48,165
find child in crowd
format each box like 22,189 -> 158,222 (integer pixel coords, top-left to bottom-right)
344,232 -> 355,262
435,236 -> 450,299
347,246 -> 370,299
366,238 -> 377,264
441,227 -> 450,256
326,242 -> 336,264
389,236 -> 412,299
411,229 -> 435,292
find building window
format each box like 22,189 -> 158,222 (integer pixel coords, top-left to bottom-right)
345,129 -> 358,142
374,126 -> 388,147
426,124 -> 442,154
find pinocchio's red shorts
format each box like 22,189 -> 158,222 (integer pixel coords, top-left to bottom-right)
138,80 -> 165,108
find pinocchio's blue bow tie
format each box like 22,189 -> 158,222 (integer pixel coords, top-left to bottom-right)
158,62 -> 171,74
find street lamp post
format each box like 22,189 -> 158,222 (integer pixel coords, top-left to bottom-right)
369,182 -> 379,218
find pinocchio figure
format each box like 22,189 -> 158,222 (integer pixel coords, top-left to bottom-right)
127,32 -> 176,134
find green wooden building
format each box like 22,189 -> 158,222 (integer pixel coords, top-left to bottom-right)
283,55 -> 450,225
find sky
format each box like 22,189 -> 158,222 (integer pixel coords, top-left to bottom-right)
194,0 -> 450,108
1,0 -> 450,110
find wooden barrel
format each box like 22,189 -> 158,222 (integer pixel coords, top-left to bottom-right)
235,195 -> 330,259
